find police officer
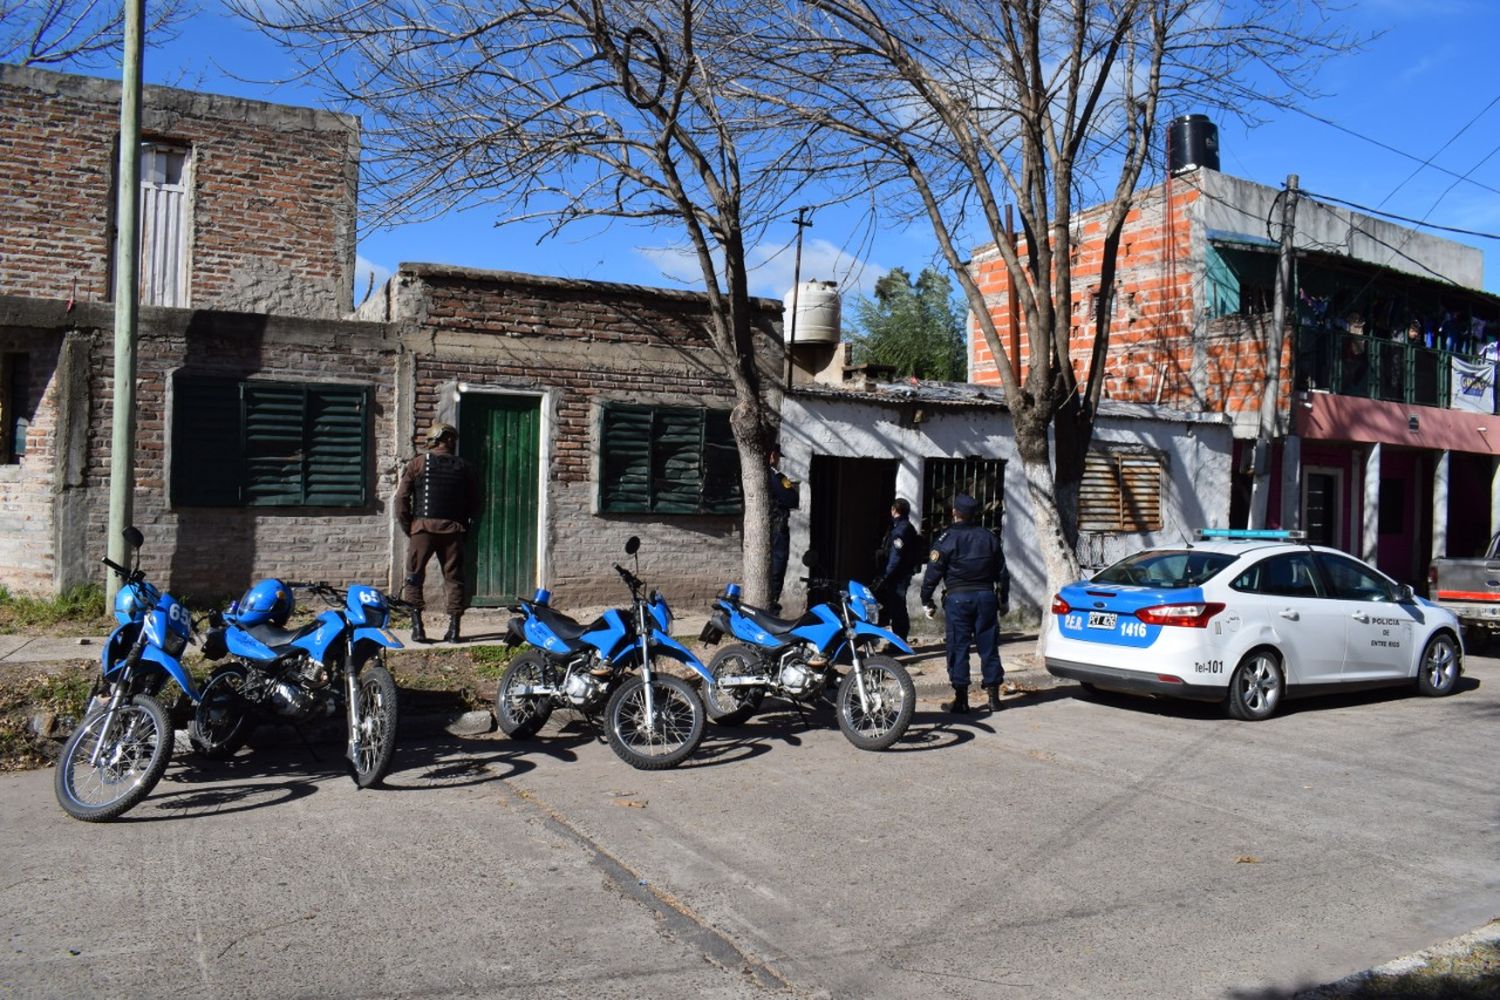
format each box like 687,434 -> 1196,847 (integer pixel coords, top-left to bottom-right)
767,444 -> 800,614
872,498 -> 922,645
395,422 -> 482,643
920,493 -> 1008,713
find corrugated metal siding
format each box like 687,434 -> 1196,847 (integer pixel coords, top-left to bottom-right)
138,145 -> 189,307
1079,451 -> 1164,532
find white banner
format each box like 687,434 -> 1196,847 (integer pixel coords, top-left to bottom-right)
1450,355 -> 1496,413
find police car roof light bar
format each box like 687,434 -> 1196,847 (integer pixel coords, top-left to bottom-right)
1195,528 -> 1307,541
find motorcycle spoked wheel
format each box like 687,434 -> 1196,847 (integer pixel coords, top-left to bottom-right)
54,692 -> 173,822
703,644 -> 767,726
835,655 -> 915,751
495,650 -> 556,739
603,673 -> 705,770
349,660 -> 399,789
189,662 -> 255,759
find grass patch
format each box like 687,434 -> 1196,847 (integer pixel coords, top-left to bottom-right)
0,584 -> 112,635
0,666 -> 96,771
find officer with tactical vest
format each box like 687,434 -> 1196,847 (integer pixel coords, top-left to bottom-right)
395,422 -> 482,643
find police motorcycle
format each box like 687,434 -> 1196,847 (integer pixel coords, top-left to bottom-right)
698,553 -> 916,751
190,579 -> 402,788
495,537 -> 709,770
55,527 -> 204,822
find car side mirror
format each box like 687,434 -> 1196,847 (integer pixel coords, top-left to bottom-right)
1395,584 -> 1414,603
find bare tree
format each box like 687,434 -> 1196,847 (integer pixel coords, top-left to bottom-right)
0,0 -> 190,69
755,0 -> 1352,594
229,0 -> 862,603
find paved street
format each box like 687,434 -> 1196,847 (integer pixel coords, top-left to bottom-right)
2,656 -> 1496,1000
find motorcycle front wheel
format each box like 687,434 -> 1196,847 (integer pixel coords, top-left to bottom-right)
54,693 -> 173,822
495,650 -> 555,739
836,655 -> 915,751
604,674 -> 704,770
350,661 -> 398,788
189,662 -> 254,759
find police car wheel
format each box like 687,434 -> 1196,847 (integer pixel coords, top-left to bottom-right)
1226,649 -> 1284,722
1416,633 -> 1461,697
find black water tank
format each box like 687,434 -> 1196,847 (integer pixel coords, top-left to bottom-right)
1168,114 -> 1219,175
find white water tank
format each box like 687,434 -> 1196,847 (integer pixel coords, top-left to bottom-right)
782,280 -> 841,344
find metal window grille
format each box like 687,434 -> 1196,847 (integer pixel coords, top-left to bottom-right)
1079,450 -> 1163,532
599,403 -> 741,515
921,457 -> 1006,533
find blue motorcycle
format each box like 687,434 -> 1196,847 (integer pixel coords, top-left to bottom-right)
55,527 -> 203,822
496,537 -> 709,770
699,562 -> 916,750
191,580 -> 403,788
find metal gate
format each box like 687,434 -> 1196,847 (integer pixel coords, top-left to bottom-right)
460,394 -> 541,606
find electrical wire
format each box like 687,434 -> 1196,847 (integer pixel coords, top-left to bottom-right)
1298,189 -> 1500,242
1376,94 -> 1500,209
1283,105 -> 1500,198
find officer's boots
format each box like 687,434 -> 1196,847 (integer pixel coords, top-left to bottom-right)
942,686 -> 971,714
443,613 -> 463,644
410,613 -> 429,644
985,685 -> 1003,711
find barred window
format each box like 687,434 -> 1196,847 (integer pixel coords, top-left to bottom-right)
1079,450 -> 1164,532
599,403 -> 741,515
172,376 -> 370,507
922,456 -> 1006,532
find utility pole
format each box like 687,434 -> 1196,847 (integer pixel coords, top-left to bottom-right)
783,206 -> 812,386
106,0 -> 144,601
1250,174 -> 1298,529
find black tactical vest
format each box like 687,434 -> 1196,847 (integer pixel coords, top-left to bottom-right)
413,452 -> 470,521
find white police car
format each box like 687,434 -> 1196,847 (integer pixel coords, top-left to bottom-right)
1044,530 -> 1464,720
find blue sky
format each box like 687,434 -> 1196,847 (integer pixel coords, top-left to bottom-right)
124,1 -> 1500,306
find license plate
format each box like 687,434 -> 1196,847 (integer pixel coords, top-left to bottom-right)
1087,611 -> 1117,630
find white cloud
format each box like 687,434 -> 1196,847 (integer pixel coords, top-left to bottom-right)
354,254 -> 392,305
633,236 -> 888,307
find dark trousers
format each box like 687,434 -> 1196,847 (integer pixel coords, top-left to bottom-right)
943,588 -> 1003,689
876,576 -> 912,641
403,530 -> 467,614
769,526 -> 790,610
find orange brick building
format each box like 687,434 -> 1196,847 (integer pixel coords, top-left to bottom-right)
969,167 -> 1500,588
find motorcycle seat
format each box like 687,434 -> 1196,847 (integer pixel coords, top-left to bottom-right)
244,621 -> 320,653
737,604 -> 802,636
532,605 -> 591,642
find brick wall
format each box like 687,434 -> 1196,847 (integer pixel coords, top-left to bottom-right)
399,267 -> 782,609
0,328 -> 64,593
0,64 -> 358,318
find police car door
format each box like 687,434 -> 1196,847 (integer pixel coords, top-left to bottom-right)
1313,553 -> 1412,680
1231,552 -> 1346,684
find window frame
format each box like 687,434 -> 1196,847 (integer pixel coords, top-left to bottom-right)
1313,552 -> 1400,603
1079,448 -> 1165,533
171,375 -> 371,509
1230,552 -> 1325,598
597,402 -> 742,516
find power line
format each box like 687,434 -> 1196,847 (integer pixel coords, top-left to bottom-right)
1297,188 -> 1500,242
1377,93 -> 1500,209
1284,105 -> 1500,198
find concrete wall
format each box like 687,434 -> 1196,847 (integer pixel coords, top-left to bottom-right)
0,64 -> 359,318
387,266 -> 784,609
778,391 -> 1233,619
0,295 -> 397,601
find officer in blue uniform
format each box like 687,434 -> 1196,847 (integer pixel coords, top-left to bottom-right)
767,444 -> 799,614
872,498 -> 922,645
920,493 -> 1008,713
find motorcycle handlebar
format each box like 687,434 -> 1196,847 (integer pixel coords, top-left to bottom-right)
101,556 -> 130,578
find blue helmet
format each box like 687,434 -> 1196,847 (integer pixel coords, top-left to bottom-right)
236,579 -> 294,627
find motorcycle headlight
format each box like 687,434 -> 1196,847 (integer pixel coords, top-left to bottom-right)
163,630 -> 188,660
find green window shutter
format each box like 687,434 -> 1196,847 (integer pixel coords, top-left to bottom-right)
702,410 -> 742,515
171,376 -> 243,506
243,382 -> 307,506
652,406 -> 705,514
304,386 -> 368,507
601,404 -> 653,512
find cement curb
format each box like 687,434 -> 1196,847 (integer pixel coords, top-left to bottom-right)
1293,919 -> 1500,998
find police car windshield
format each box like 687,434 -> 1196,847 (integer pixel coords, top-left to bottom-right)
1092,550 -> 1236,588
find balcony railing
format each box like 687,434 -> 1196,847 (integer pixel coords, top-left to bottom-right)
1295,330 -> 1493,411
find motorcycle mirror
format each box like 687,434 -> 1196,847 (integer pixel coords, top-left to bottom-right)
801,550 -> 819,568
625,536 -> 640,556
123,526 -> 144,549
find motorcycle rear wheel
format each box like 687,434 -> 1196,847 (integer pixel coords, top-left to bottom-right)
350,661 -> 398,788
54,693 -> 173,822
604,674 -> 704,770
704,644 -> 767,726
836,655 -> 915,751
189,662 -> 254,758
495,650 -> 555,739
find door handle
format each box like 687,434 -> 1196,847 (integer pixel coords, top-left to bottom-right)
1278,609 -> 1299,620
1350,611 -> 1370,623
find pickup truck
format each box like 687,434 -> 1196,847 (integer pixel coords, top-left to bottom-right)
1429,534 -> 1500,647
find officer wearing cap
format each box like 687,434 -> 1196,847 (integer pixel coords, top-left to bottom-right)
920,492 -> 1008,713
395,422 -> 482,643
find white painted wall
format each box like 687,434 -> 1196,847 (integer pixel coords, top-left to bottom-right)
777,391 -> 1233,621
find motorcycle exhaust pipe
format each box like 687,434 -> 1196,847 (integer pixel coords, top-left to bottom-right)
714,676 -> 767,688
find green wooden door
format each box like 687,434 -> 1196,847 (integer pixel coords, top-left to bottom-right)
460,394 -> 541,606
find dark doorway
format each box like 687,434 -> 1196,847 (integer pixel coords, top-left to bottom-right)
809,455 -> 899,588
